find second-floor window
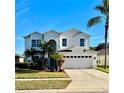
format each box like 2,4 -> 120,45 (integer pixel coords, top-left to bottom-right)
62,38 -> 67,46
32,39 -> 41,47
80,39 -> 85,46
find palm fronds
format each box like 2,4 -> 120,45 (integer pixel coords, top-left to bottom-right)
95,5 -> 107,15
87,16 -> 102,28
102,0 -> 109,9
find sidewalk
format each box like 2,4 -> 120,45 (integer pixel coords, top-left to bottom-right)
15,78 -> 71,81
16,89 -> 107,93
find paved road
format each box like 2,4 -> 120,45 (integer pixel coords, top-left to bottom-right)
16,69 -> 109,93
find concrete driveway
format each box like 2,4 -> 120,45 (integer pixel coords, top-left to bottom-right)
16,69 -> 109,93
65,69 -> 109,93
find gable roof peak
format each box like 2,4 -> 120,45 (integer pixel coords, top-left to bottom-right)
68,28 -> 80,31
66,28 -> 81,32
48,29 -> 57,32
43,29 -> 61,34
24,31 -> 42,38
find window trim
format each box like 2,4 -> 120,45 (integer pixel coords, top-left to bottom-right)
81,56 -> 84,58
78,56 -> 80,58
32,39 -> 41,47
70,56 -> 73,58
89,56 -> 92,58
74,56 -> 77,58
80,38 -> 85,46
62,38 -> 67,47
32,40 -> 37,47
67,56 -> 69,58
37,40 -> 41,47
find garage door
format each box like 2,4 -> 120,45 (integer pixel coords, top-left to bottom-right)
62,55 -> 95,69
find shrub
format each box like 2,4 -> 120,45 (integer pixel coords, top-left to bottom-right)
15,62 -> 31,69
30,62 -> 42,70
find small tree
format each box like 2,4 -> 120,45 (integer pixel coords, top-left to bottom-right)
24,48 -> 36,62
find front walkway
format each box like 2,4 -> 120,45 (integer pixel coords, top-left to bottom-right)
16,69 -> 109,93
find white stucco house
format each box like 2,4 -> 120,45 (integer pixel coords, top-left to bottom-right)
24,28 -> 97,69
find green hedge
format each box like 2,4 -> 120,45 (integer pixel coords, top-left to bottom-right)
15,62 -> 31,69
15,62 -> 46,70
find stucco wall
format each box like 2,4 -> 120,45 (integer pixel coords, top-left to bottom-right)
59,34 -> 90,50
97,55 -> 109,66
25,37 -> 31,50
73,33 -> 90,49
25,33 -> 43,50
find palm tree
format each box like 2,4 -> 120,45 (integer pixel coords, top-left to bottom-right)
87,0 -> 109,68
40,40 -> 48,69
40,40 -> 56,59
40,40 -> 55,69
24,48 -> 36,62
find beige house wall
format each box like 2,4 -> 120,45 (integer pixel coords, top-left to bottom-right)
19,57 -> 24,63
97,55 -> 109,66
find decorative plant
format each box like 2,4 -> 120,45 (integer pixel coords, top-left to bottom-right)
50,53 -> 64,72
57,54 -> 65,72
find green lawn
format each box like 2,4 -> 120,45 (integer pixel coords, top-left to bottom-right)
97,66 -> 109,73
16,80 -> 71,90
15,69 -> 69,79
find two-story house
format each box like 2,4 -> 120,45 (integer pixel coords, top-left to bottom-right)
24,28 -> 97,68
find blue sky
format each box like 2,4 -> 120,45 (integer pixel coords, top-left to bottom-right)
16,0 -> 106,54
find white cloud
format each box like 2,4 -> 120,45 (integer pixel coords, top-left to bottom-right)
90,36 -> 104,40
16,48 -> 24,54
16,7 -> 30,17
16,0 -> 30,6
16,37 -> 23,40
16,0 -> 31,18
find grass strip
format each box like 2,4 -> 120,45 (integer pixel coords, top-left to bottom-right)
16,80 -> 71,90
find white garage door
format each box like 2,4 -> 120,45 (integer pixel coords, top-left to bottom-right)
62,55 -> 95,69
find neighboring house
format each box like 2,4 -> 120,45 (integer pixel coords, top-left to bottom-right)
24,28 -> 97,68
15,54 -> 24,63
97,48 -> 109,66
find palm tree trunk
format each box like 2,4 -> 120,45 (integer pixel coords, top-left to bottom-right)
104,18 -> 108,69
104,28 -> 107,69
41,54 -> 45,69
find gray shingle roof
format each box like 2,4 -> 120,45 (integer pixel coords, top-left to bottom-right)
61,28 -> 90,37
23,28 -> 90,39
